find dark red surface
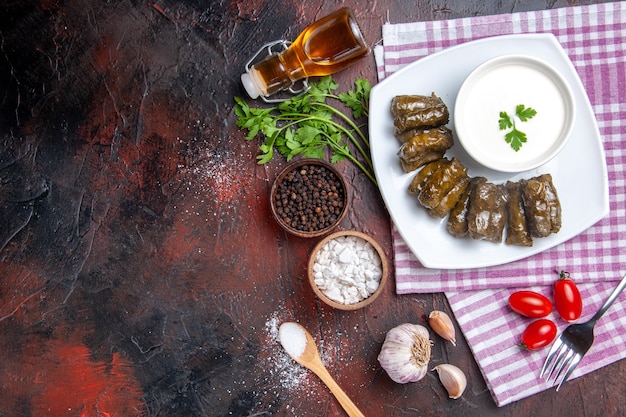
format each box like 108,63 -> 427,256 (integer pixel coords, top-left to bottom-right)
1,1 -> 623,416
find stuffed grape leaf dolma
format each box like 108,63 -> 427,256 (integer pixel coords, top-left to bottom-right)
521,174 -> 562,238
395,125 -> 452,144
391,93 -> 449,118
418,157 -> 467,210
467,180 -> 506,243
447,177 -> 487,238
397,126 -> 454,172
429,175 -> 470,218
391,93 -> 449,133
505,181 -> 533,246
408,158 -> 448,195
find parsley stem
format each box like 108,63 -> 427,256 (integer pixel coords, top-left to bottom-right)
321,94 -> 369,118
315,130 -> 376,184
314,102 -> 370,148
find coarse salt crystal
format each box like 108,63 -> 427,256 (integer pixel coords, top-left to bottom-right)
326,287 -> 343,303
338,247 -> 354,264
366,280 -> 379,293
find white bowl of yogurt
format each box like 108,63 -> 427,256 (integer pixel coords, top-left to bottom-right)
454,54 -> 575,173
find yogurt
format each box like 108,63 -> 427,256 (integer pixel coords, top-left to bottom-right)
455,55 -> 575,172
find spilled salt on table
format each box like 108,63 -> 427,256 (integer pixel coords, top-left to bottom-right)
312,235 -> 383,304
279,322 -> 307,359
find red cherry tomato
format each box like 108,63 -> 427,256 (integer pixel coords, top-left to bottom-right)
508,291 -> 552,318
521,319 -> 557,350
554,271 -> 583,322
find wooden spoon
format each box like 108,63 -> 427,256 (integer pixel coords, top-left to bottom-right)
279,322 -> 366,417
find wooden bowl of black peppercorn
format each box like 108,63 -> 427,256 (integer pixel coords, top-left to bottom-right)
270,159 -> 349,238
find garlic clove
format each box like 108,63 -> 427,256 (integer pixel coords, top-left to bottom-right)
428,310 -> 457,346
432,364 -> 467,399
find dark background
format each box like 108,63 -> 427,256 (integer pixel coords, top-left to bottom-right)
0,1 -> 622,416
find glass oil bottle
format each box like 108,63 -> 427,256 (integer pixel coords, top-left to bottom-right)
241,8 -> 369,101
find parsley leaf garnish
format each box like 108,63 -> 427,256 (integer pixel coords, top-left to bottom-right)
504,128 -> 528,152
515,104 -> 537,121
498,104 -> 537,152
234,76 -> 376,185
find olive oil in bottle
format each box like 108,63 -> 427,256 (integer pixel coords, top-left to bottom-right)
241,8 -> 369,100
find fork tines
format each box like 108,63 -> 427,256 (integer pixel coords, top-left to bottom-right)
540,339 -> 582,391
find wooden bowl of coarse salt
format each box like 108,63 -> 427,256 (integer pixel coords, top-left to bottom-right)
307,230 -> 388,310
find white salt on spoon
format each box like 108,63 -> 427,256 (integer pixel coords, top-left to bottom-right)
278,322 -> 365,417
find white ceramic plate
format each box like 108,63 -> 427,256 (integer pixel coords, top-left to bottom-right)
369,34 -> 609,269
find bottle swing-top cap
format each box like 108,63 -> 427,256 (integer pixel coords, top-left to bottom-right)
240,70 -> 263,99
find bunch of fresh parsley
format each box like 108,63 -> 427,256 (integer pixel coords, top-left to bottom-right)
498,104 -> 537,151
234,76 -> 376,185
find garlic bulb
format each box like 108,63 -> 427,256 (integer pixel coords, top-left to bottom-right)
428,310 -> 456,346
377,323 -> 432,384
433,364 -> 467,399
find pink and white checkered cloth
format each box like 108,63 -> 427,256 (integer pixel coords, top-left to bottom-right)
374,2 -> 626,406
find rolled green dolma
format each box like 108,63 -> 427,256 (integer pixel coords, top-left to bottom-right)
408,158 -> 448,195
397,126 -> 453,172
429,175 -> 470,219
467,180 -> 506,243
400,150 -> 445,173
396,126 -> 427,144
447,177 -> 487,238
396,126 -> 453,149
392,93 -> 449,133
505,181 -> 533,246
418,157 -> 467,210
521,174 -> 561,238
391,93 -> 446,117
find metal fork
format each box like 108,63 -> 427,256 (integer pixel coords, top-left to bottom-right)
540,273 -> 626,391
